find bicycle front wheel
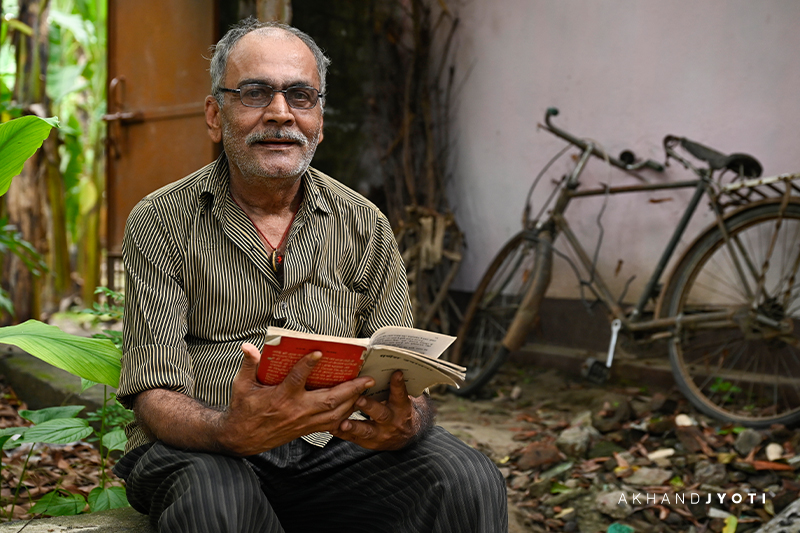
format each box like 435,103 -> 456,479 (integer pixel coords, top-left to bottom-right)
448,231 -> 538,396
660,200 -> 800,427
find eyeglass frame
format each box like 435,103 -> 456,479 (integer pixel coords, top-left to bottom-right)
217,83 -> 325,110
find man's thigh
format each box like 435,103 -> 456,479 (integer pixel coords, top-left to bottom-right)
249,426 -> 508,533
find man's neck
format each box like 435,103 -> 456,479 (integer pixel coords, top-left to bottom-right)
228,169 -> 304,218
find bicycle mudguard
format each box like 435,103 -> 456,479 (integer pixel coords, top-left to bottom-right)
502,232 -> 553,351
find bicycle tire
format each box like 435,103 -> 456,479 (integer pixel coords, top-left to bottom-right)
660,199 -> 800,427
448,231 -> 538,396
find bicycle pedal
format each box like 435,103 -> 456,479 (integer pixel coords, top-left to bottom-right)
582,357 -> 610,384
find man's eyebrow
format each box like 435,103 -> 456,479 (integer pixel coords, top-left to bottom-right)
238,78 -> 316,89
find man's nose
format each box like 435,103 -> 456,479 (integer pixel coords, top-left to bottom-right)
262,92 -> 294,125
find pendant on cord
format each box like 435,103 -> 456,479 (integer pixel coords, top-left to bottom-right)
271,250 -> 284,273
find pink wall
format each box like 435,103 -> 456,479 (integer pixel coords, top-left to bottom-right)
448,0 -> 800,301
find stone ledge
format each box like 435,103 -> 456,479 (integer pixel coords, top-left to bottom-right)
0,507 -> 153,532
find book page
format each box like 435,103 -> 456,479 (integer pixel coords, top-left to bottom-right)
358,347 -> 463,400
369,326 -> 455,358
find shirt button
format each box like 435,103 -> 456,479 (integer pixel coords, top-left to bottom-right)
281,302 -> 288,311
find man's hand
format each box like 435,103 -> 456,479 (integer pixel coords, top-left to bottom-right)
135,343 -> 375,457
332,370 -> 433,450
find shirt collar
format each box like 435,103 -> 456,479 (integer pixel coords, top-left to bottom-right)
199,152 -> 333,218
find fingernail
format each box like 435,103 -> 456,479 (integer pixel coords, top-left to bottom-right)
310,351 -> 323,361
356,397 -> 367,407
341,421 -> 351,431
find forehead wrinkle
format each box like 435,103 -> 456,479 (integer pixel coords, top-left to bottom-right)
238,77 -> 318,90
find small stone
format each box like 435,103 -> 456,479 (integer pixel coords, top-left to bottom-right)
588,439 -> 626,459
626,467 -> 672,486
556,426 -> 599,458
727,470 -> 747,482
510,385 -> 522,400
707,507 -> 732,519
749,471 -> 779,490
675,414 -> 696,426
570,410 -> 593,427
647,448 -> 676,461
694,460 -> 727,486
517,441 -> 561,470
734,429 -> 763,456
766,442 -> 784,462
595,490 -> 634,519
509,472 -> 530,490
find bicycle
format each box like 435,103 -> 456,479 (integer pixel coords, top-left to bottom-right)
448,107 -> 800,428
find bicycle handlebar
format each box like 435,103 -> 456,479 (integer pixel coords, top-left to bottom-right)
542,107 -> 665,173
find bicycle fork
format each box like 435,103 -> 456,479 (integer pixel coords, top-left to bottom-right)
502,231 -> 554,352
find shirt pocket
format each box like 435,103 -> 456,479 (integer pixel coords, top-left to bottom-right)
297,285 -> 364,338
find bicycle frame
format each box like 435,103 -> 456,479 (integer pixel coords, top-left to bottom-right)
501,111 -> 800,353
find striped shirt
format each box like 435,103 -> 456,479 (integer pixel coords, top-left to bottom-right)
118,153 -> 413,452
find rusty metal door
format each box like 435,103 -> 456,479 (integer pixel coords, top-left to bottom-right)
105,1 -> 218,285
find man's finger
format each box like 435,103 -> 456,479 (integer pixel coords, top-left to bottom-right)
355,395 -> 393,423
281,351 -> 323,390
388,370 -> 411,405
238,343 -> 262,380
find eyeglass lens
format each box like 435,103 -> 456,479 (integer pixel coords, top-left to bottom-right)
240,84 -> 319,109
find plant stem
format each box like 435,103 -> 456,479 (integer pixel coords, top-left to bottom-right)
9,444 -> 35,520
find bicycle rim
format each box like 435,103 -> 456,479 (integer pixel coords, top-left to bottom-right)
449,232 -> 536,396
662,200 -> 800,427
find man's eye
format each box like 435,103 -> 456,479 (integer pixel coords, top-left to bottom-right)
288,89 -> 312,102
242,87 -> 270,100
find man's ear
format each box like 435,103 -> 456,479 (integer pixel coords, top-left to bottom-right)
318,115 -> 324,144
205,96 -> 223,143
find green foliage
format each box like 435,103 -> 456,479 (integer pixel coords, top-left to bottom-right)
0,320 -> 121,387
84,287 -> 125,350
0,116 -> 59,195
29,490 -> 87,517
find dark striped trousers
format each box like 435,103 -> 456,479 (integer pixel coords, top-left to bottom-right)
114,426 -> 508,532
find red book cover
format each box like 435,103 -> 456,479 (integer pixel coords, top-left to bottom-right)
257,336 -> 368,389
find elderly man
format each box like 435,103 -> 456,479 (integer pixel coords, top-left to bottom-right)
113,18 -> 507,533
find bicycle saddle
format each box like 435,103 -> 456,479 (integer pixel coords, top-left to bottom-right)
668,136 -> 763,178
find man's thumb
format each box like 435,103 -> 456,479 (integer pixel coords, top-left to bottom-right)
239,343 -> 262,379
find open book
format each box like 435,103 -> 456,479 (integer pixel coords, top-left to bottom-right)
257,326 -> 465,400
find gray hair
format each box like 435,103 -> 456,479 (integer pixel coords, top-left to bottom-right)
209,17 -> 331,108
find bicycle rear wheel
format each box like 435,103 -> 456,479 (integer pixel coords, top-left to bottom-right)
660,200 -> 800,427
448,231 -> 538,396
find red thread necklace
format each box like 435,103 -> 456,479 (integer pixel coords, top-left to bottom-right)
231,193 -> 299,273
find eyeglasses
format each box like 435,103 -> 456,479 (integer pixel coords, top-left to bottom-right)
218,84 -> 324,110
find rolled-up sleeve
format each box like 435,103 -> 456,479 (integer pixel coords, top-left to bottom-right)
117,199 -> 192,409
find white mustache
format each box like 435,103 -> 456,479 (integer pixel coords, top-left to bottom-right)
246,129 -> 308,146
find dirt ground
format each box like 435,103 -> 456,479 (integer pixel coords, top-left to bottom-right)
430,360 -> 799,533
432,361 -> 626,532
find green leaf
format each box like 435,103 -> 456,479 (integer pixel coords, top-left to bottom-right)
88,486 -> 129,512
20,418 -> 92,445
80,377 -> 99,392
0,426 -> 28,449
0,319 -> 121,387
20,405 -> 85,424
101,428 -> 128,452
607,524 -> 635,533
0,116 -> 59,196
722,515 -> 738,533
550,482 -> 571,494
30,490 -> 86,516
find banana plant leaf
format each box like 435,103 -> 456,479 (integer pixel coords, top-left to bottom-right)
0,320 -> 121,387
0,116 -> 59,195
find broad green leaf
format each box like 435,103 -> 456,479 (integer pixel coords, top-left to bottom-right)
0,116 -> 59,195
102,428 -> 128,452
20,418 -> 92,445
81,377 -> 99,392
88,486 -> 129,512
20,405 -> 85,424
0,319 -> 121,387
30,490 -> 86,516
0,426 -> 28,449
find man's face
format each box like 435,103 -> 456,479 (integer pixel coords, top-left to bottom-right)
206,30 -> 324,183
